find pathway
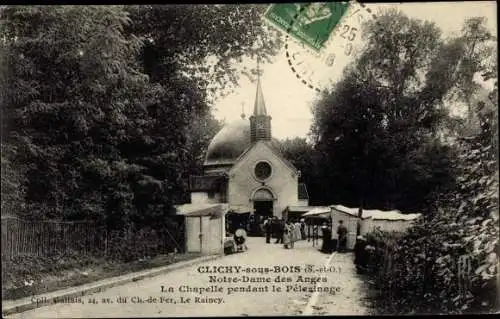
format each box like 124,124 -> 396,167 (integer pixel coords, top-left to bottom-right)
6,237 -> 372,317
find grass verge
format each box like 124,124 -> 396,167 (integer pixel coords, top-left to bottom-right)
2,252 -> 201,301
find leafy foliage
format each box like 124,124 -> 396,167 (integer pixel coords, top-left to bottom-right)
310,9 -> 462,213
277,137 -> 320,201
0,5 -> 280,230
2,6 -> 148,222
128,4 -> 283,100
307,9 -> 498,314
359,14 -> 499,311
370,135 -> 498,314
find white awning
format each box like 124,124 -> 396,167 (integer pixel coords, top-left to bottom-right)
362,211 -> 422,221
175,203 -> 228,217
302,206 -> 331,217
331,204 -> 362,217
331,204 -> 421,221
287,205 -> 317,213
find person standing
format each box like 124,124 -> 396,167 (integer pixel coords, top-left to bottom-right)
263,217 -> 271,244
271,216 -> 278,242
320,222 -> 332,253
293,219 -> 301,242
288,221 -> 298,248
247,215 -> 253,234
337,220 -> 348,252
275,217 -> 284,244
300,218 -> 306,240
283,221 -> 293,249
289,221 -> 296,248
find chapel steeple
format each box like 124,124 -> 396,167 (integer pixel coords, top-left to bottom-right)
253,72 -> 267,116
249,58 -> 272,143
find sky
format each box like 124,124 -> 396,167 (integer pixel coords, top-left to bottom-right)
212,1 -> 497,140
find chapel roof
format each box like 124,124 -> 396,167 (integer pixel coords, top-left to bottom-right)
204,119 -> 251,168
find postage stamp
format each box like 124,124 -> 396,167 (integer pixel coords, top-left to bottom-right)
263,2 -> 350,52
264,1 -> 378,92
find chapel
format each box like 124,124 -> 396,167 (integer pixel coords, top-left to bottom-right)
188,72 -> 309,222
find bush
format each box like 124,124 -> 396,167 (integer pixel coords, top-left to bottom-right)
366,138 -> 499,315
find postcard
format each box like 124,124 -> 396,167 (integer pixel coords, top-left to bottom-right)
1,1 -> 498,317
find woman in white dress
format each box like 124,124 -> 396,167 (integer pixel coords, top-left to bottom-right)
293,220 -> 302,242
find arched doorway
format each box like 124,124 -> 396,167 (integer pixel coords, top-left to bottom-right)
250,188 -> 274,236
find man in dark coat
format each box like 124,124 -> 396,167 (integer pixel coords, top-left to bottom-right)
320,222 -> 332,253
263,217 -> 271,244
337,220 -> 348,252
270,216 -> 277,241
275,217 -> 284,244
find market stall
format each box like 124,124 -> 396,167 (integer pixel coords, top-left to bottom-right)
360,210 -> 422,234
225,205 -> 253,235
330,204 -> 423,250
301,206 -> 331,247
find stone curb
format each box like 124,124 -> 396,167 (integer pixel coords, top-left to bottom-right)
2,254 -> 222,317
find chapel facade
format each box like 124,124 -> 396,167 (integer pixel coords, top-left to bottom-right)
188,75 -> 309,220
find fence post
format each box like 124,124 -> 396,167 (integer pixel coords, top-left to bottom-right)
16,219 -> 20,258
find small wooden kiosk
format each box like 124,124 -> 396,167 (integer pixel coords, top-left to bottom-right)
175,203 -> 228,255
330,205 -> 360,250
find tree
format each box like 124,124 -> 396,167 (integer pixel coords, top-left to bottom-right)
310,9 -> 461,213
278,137 -> 320,203
0,5 -> 283,229
127,4 -> 283,101
452,17 -> 496,124
0,31 -> 25,216
372,87 -> 499,315
185,113 -> 223,175
125,4 -> 283,206
435,17 -> 497,140
355,15 -> 498,315
1,6 -> 149,224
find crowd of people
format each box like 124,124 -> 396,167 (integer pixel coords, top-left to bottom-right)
228,213 -> 351,253
259,216 -> 350,252
262,216 -> 306,249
